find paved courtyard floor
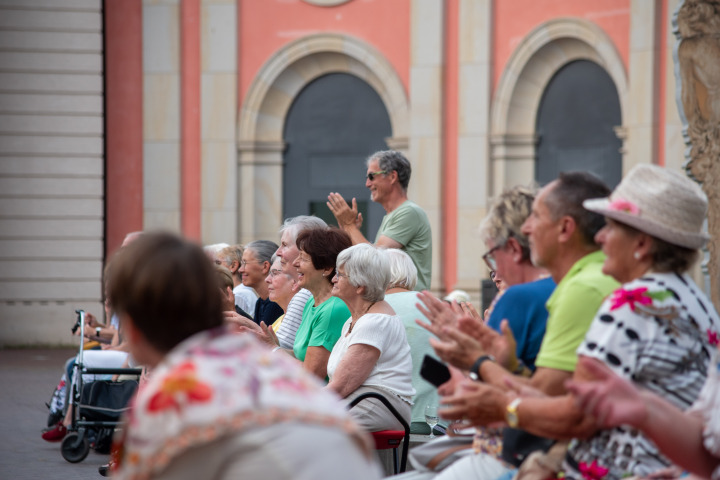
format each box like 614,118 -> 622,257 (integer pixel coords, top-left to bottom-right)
0,348 -> 110,479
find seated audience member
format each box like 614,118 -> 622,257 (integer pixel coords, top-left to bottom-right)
215,264 -> 252,318
327,244 -> 414,431
383,248 -> 442,433
264,255 -> 295,332
436,164 -> 719,478
107,232 -> 381,480
274,216 -> 327,349
216,244 -> 258,317
240,240 -> 283,326
477,185 -> 553,374
285,228 -> 352,380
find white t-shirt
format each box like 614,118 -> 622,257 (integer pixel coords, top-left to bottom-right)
233,284 -> 258,318
327,313 -> 415,399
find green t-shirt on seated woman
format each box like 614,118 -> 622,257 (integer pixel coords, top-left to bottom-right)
293,296 -> 350,366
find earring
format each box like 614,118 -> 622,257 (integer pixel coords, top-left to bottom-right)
633,251 -> 641,260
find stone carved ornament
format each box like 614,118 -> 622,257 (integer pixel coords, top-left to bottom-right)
674,0 -> 720,311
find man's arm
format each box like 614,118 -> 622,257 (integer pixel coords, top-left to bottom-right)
375,235 -> 403,249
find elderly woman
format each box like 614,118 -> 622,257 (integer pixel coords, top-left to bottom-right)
239,240 -> 283,326
383,248 -> 441,433
106,232 -> 381,480
264,255 -> 295,333
327,243 -> 414,432
437,164 -> 719,478
289,228 -> 352,380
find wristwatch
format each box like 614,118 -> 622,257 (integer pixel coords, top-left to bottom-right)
96,327 -> 102,337
468,354 -> 495,381
506,397 -> 522,428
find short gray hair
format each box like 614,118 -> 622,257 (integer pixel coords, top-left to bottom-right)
336,244 -> 391,302
279,215 -> 327,243
245,240 -> 279,263
385,248 -> 417,290
478,185 -> 536,260
367,150 -> 412,191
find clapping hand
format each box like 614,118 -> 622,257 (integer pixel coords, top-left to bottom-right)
327,192 -> 363,230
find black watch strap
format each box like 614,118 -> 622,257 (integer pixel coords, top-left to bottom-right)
470,354 -> 495,381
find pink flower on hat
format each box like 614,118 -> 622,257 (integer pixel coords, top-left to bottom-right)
608,198 -> 640,215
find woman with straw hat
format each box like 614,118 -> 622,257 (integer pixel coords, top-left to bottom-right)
437,164 -> 720,479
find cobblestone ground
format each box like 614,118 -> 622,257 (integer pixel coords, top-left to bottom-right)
0,348 -> 110,479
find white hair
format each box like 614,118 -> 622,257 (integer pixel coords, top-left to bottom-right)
279,215 -> 327,243
203,243 -> 230,255
336,243 -> 391,302
384,248 -> 417,290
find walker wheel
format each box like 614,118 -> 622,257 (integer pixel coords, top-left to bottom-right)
61,432 -> 90,463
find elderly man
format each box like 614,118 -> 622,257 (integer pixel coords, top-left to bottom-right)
327,150 -> 432,291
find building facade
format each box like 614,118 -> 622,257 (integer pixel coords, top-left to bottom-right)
0,0 -> 687,345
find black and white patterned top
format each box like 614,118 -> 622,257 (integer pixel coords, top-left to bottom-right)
565,272 -> 720,479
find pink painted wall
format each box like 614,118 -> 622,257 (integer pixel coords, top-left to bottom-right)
238,0 -> 410,105
492,0 -> 630,90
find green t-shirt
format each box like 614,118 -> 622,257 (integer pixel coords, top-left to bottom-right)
534,250 -> 619,372
292,295 -> 350,363
376,200 -> 432,291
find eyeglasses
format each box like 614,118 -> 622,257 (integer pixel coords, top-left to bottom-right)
269,269 -> 284,278
240,260 -> 263,267
366,170 -> 388,181
482,245 -> 502,271
333,271 -> 350,280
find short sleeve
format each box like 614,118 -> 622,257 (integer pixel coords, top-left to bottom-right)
535,283 -> 605,372
307,300 -> 350,353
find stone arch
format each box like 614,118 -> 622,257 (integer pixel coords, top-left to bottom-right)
236,33 -> 409,242
489,18 -> 629,194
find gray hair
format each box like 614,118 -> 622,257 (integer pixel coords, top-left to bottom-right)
336,243 -> 391,302
217,244 -> 244,266
245,240 -> 279,263
279,215 -> 327,243
478,185 -> 536,260
384,248 -> 417,290
367,150 -> 412,191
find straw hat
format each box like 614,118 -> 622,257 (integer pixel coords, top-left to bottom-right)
583,164 -> 709,249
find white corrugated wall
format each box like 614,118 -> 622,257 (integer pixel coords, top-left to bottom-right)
0,0 -> 104,346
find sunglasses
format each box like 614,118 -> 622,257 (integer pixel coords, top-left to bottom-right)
366,170 -> 388,181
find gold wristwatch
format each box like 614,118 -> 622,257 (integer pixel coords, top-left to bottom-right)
506,397 -> 522,428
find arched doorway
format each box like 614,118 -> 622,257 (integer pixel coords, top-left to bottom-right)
535,60 -> 622,188
282,73 -> 392,239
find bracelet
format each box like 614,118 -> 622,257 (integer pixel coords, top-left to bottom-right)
468,354 -> 495,381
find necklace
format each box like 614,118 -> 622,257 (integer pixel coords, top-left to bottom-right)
348,301 -> 376,334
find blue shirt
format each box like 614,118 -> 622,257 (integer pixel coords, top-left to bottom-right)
487,277 -> 555,370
